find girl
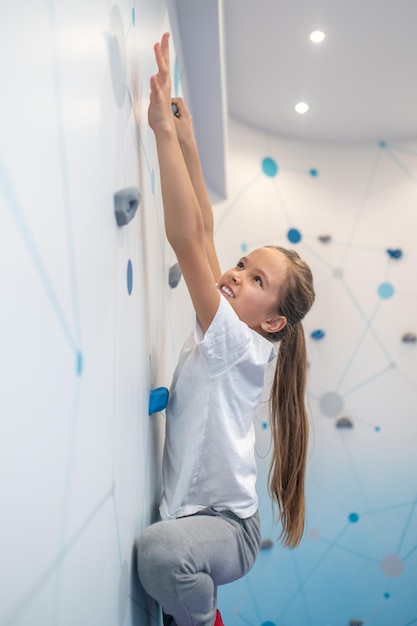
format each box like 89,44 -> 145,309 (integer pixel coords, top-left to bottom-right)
136,33 -> 315,626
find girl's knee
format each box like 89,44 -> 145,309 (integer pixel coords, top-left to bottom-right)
136,522 -> 184,591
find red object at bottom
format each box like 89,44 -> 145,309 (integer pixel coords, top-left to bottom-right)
214,610 -> 225,626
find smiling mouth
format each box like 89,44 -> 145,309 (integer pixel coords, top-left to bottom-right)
220,284 -> 235,298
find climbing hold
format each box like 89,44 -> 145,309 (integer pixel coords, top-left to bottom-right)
349,621 -> 363,626
336,417 -> 354,429
148,387 -> 169,415
172,102 -> 179,118
169,262 -> 182,288
386,248 -> 403,259
402,332 -> 417,343
318,234 -> 331,244
311,329 -> 325,340
260,538 -> 274,550
114,187 -> 141,226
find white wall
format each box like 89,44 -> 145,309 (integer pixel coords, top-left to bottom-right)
0,2 -> 196,625
216,118 -> 417,626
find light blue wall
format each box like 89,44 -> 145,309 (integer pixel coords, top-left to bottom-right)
216,120 -> 417,626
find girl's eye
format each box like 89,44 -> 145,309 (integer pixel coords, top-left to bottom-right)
237,261 -> 244,269
255,276 -> 262,286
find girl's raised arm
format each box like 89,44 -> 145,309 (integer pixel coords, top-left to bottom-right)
149,33 -> 220,332
171,97 -> 222,283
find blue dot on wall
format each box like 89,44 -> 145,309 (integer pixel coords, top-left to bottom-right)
378,282 -> 394,299
309,168 -> 319,177
288,228 -> 302,244
127,260 -> 133,295
380,140 -> 387,148
262,157 -> 278,177
311,329 -> 325,340
131,7 -> 135,25
383,592 -> 390,599
262,422 -> 268,429
349,512 -> 360,523
76,351 -> 83,375
241,242 -> 248,252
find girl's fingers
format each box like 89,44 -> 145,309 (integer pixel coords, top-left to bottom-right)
154,33 -> 170,73
160,32 -> 170,63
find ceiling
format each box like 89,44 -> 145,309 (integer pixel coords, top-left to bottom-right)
223,0 -> 417,142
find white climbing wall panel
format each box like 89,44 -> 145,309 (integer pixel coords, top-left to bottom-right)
0,1 -> 196,625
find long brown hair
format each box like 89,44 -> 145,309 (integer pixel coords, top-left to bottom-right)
265,246 -> 315,548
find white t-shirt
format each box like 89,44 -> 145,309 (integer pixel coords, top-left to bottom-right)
160,294 -> 276,520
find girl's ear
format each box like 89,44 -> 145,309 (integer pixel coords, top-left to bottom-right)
261,315 -> 287,334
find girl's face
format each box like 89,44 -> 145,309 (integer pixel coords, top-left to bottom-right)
218,247 -> 288,335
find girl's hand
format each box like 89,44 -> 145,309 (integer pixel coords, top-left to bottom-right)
148,33 -> 174,133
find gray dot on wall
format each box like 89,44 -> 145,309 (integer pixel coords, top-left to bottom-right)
381,554 -> 404,578
319,392 -> 344,417
333,268 -> 344,279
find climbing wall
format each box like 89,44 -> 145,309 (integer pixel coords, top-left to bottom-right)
2,1 -> 416,625
0,1 -> 194,625
216,119 -> 417,626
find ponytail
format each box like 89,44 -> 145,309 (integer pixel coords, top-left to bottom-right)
269,323 -> 309,547
264,246 -> 315,548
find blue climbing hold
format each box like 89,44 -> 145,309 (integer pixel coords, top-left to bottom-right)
149,387 -> 169,415
386,248 -> 403,259
311,329 -> 325,340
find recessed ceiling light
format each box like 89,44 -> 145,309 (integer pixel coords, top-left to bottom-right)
310,30 -> 325,43
295,102 -> 309,114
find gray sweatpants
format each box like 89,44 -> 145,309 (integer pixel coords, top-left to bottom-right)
136,507 -> 261,626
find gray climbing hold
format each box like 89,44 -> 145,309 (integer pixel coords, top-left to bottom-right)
336,417 -> 354,429
260,538 -> 274,550
114,187 -> 141,226
402,332 -> 417,343
349,620 -> 363,626
169,263 -> 182,288
318,234 -> 332,244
